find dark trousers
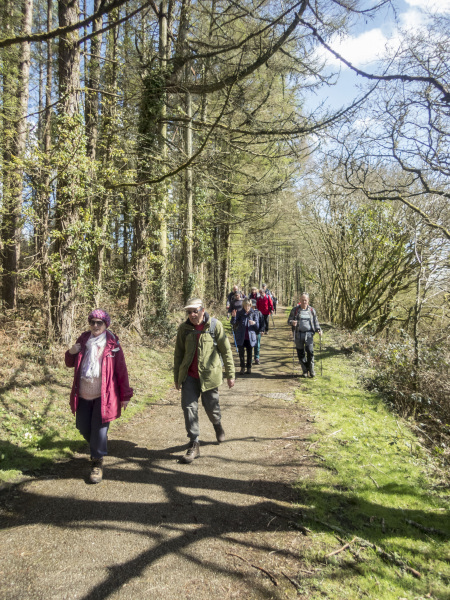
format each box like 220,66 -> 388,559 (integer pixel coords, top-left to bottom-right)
76,397 -> 109,459
262,314 -> 270,332
296,336 -> 314,374
238,340 -> 252,368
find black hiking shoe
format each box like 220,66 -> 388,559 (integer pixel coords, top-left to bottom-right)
89,458 -> 103,484
246,367 -> 252,374
180,441 -> 200,463
240,367 -> 245,375
214,423 -> 225,443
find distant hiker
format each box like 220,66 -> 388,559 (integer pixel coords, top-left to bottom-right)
261,284 -> 272,298
251,299 -> 265,365
256,288 -> 274,334
231,299 -> 260,375
227,291 -> 244,317
248,287 -> 259,301
287,293 -> 322,378
226,285 -> 245,309
174,298 -> 235,464
272,295 -> 278,314
65,309 -> 133,484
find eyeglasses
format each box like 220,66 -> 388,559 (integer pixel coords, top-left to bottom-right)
90,320 -> 104,326
186,308 -> 201,315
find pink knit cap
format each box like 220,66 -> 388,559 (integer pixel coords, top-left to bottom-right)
88,308 -> 111,328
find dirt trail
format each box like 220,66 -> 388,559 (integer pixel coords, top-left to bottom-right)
0,312 -> 316,600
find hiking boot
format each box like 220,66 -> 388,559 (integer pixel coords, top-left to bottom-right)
254,358 -> 260,365
180,441 -> 200,463
214,423 -> 225,443
246,367 -> 252,374
240,367 -> 245,375
89,458 -> 103,484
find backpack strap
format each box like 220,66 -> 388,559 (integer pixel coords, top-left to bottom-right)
208,317 -> 218,346
185,318 -> 218,345
294,305 -> 314,324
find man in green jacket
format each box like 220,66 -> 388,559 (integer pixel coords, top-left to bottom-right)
174,297 -> 235,463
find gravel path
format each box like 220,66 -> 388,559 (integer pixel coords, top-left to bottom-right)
0,312 -> 316,600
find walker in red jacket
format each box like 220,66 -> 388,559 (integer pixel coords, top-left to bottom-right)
65,309 -> 133,483
256,290 -> 274,334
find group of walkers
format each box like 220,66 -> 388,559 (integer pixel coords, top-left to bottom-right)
64,289 -> 321,480
226,283 -> 277,374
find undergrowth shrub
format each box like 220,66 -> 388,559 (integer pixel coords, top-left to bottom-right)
345,329 -> 450,470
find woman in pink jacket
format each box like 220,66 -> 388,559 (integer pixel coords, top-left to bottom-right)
65,309 -> 133,484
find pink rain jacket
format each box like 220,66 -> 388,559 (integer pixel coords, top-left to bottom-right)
65,330 -> 133,424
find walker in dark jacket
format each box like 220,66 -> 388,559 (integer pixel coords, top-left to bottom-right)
231,306 -> 259,374
287,295 -> 321,377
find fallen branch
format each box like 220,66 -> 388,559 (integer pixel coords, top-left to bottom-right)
325,428 -> 343,438
369,463 -> 386,475
405,519 -> 447,537
265,509 -> 311,535
311,519 -> 421,577
298,567 -> 316,574
227,553 -> 278,586
282,571 -> 301,590
356,538 -> 422,579
368,474 -> 379,488
313,518 -> 348,536
326,537 -> 357,557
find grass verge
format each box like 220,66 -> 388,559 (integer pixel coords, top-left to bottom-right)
292,328 -> 450,599
0,335 -> 173,484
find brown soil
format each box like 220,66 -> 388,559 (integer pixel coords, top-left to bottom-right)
0,312 -> 317,600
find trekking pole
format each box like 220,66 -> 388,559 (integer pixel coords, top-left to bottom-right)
271,313 -> 275,328
320,334 -> 323,376
292,338 -> 296,377
232,329 -> 239,355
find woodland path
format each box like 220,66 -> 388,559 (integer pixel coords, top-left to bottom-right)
0,311 -> 318,600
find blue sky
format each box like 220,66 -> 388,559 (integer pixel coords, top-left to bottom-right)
305,0 -> 450,110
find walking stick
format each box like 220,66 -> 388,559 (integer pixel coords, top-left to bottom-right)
292,338 -> 296,377
232,329 -> 239,355
271,313 -> 276,328
320,334 -> 323,376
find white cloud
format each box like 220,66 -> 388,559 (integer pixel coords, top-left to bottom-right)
399,9 -> 427,30
318,29 -> 389,68
404,0 -> 450,12
315,0 -> 449,72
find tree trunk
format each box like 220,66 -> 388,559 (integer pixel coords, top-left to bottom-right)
213,226 -> 220,299
51,0 -> 81,343
220,209 -> 231,304
85,0 -> 102,163
1,0 -> 33,310
183,82 -> 194,302
155,0 -> 169,318
94,11 -> 118,305
39,0 -> 53,338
